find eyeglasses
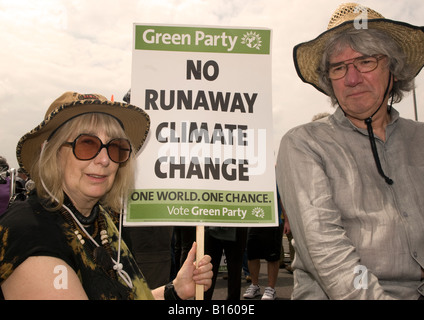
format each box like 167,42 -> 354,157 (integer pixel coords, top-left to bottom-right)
63,134 -> 132,164
327,55 -> 386,80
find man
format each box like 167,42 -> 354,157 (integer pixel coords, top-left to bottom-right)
276,3 -> 424,299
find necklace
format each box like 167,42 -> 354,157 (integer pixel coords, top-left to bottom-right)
60,202 -> 116,279
93,212 -> 116,278
59,201 -> 133,288
63,194 -> 99,225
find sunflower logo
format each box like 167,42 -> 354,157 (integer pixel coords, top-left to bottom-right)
241,31 -> 262,50
251,207 -> 265,218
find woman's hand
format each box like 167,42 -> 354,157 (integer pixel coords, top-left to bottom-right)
172,242 -> 213,300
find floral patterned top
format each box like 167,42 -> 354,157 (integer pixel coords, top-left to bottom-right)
0,193 -> 153,300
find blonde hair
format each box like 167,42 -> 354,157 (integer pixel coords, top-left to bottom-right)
31,113 -> 135,212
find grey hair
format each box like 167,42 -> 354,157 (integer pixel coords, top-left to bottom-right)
318,28 -> 415,106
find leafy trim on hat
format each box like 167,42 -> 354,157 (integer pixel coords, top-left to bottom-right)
16,99 -> 150,178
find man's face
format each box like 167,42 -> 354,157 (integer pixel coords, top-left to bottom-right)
330,46 -> 392,120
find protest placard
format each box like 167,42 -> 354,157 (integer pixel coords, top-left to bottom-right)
127,24 -> 277,227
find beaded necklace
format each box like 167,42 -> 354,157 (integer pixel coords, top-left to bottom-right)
60,202 -> 117,279
58,197 -> 133,288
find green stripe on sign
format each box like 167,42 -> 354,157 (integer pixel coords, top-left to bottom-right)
127,189 -> 276,224
135,25 -> 270,54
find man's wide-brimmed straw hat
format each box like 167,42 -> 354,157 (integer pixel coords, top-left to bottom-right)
294,2 -> 424,94
17,92 -> 150,177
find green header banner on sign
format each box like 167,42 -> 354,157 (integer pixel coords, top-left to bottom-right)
135,25 -> 271,54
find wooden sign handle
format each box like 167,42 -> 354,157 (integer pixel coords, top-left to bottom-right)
195,225 -> 205,300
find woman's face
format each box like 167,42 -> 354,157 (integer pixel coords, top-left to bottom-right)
59,130 -> 120,211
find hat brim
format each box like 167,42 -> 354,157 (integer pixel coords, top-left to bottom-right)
294,18 -> 424,94
17,99 -> 150,177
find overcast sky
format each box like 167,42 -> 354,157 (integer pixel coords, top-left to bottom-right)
1,0 -> 423,169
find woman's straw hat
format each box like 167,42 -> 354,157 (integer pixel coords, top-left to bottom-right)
17,92 -> 150,177
293,2 -> 424,94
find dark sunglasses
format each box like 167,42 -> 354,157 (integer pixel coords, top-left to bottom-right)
63,134 -> 132,164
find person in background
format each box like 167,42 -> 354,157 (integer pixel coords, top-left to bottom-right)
279,189 -> 293,274
173,226 -> 197,273
0,156 -> 10,216
276,3 -> 424,299
124,226 -> 174,289
204,226 -> 247,300
0,92 -> 212,300
243,186 -> 284,300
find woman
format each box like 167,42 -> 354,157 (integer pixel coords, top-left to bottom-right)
0,92 -> 212,299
